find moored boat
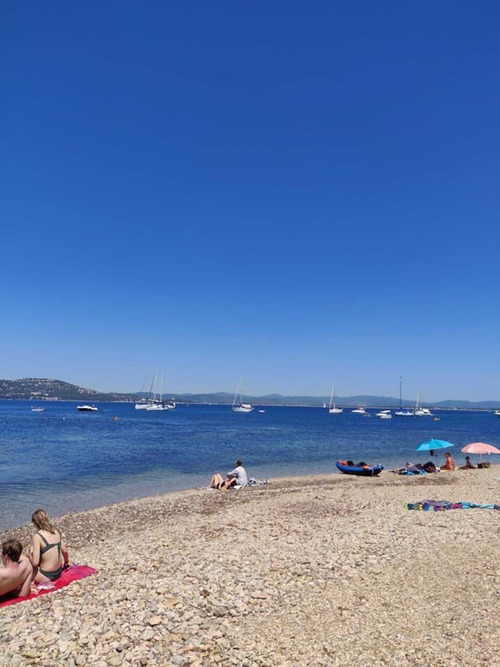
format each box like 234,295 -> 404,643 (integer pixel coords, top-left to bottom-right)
328,382 -> 343,414
136,371 -> 175,410
146,400 -> 176,411
414,390 -> 433,416
232,378 -> 254,413
232,403 -> 254,413
335,460 -> 384,476
415,407 -> 433,417
394,377 -> 414,416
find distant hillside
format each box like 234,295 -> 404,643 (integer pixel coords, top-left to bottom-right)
0,378 -> 134,402
161,392 -> 500,410
0,378 -> 499,409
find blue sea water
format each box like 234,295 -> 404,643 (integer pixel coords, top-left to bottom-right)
1,400 -> 499,530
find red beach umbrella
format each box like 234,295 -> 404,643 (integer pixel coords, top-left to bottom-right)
461,442 -> 500,462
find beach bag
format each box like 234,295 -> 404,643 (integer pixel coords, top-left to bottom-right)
477,461 -> 490,469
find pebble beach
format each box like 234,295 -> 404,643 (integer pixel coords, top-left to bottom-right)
1,468 -> 499,667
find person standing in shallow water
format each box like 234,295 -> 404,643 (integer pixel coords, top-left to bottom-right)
209,460 -> 248,489
30,509 -> 70,583
0,539 -> 33,600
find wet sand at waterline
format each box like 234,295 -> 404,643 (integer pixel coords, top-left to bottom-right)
1,468 -> 499,666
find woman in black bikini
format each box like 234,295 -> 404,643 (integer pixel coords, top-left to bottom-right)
30,509 -> 70,583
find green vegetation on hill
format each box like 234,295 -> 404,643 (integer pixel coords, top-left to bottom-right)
0,378 -> 133,402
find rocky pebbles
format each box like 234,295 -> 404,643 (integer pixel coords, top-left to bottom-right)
1,469 -> 499,666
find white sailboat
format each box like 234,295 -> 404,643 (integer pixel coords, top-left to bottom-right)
394,377 -> 414,417
136,372 -> 175,411
145,402 -> 168,411
414,389 -> 433,416
328,382 -> 343,414
146,372 -> 174,411
232,378 -> 254,413
135,372 -> 156,410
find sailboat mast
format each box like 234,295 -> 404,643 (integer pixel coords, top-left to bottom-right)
150,371 -> 156,402
233,377 -> 243,407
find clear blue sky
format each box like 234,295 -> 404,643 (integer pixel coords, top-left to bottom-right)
2,1 -> 499,401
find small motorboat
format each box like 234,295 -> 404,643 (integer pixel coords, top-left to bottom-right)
336,460 -> 384,477
77,405 -> 98,412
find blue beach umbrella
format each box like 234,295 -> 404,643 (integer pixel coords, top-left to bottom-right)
416,439 -> 455,467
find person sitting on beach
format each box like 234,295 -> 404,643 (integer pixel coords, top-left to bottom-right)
440,452 -> 456,472
0,539 -> 33,600
30,509 -> 70,583
460,455 -> 476,470
209,460 -> 248,490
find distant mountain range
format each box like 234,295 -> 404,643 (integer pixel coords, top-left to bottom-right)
0,378 -> 499,409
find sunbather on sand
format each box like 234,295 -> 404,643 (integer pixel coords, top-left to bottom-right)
460,455 -> 476,470
30,509 -> 70,583
395,461 -> 436,474
0,539 -> 33,600
394,462 -> 419,473
440,452 -> 456,471
209,460 -> 248,490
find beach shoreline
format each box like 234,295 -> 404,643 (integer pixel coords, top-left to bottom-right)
1,469 -> 499,666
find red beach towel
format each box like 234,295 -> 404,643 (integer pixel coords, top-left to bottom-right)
0,565 -> 97,609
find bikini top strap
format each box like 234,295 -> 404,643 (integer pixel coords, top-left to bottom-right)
38,531 -> 61,555
38,532 -> 50,547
